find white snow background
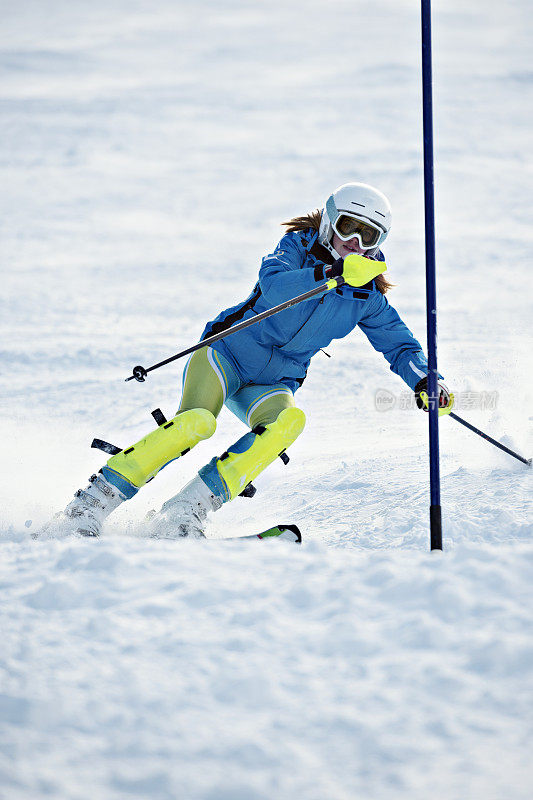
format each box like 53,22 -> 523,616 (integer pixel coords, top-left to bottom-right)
1,1 -> 532,798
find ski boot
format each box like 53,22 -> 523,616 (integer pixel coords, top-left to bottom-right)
61,473 -> 126,536
147,474 -> 223,539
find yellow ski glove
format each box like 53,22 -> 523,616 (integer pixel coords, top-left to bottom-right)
328,253 -> 387,288
415,377 -> 455,417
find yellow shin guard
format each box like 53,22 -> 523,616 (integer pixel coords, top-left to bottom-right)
104,408 -> 216,490
199,407 -> 306,502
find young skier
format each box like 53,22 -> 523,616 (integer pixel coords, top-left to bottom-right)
58,182 -> 453,538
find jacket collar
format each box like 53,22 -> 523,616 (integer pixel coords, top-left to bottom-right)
308,238 -> 335,265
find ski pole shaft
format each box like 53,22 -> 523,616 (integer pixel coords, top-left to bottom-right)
449,411 -> 531,466
125,276 -> 344,382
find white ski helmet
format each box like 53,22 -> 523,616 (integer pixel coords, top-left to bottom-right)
318,182 -> 392,259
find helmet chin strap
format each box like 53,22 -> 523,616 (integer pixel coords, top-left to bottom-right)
323,231 -> 343,260
327,241 -> 343,260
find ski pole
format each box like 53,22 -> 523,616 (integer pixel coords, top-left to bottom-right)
125,276 -> 344,382
449,411 -> 531,466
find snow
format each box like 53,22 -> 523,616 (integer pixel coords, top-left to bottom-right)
1,537 -> 532,800
1,1 -> 532,798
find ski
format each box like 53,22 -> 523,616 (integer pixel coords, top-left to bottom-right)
228,524 -> 302,543
30,516 -> 302,543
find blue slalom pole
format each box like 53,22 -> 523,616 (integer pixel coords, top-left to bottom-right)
421,0 -> 442,550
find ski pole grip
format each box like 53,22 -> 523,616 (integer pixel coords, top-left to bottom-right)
326,276 -> 345,290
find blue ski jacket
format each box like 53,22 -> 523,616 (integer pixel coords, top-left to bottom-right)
201,229 -> 429,394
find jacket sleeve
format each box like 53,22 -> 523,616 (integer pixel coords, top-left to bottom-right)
258,232 -> 327,305
358,291 -> 432,390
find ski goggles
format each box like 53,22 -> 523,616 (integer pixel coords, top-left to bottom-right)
332,213 -> 383,248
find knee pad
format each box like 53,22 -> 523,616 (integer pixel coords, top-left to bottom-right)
102,408 -> 216,494
199,406 -> 305,502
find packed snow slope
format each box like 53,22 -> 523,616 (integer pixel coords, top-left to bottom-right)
1,1 -> 532,799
